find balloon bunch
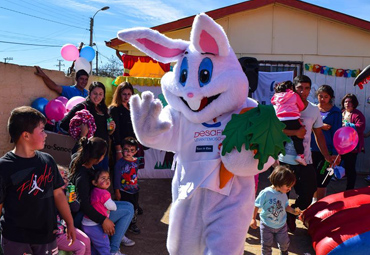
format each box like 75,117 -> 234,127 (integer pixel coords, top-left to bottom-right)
60,44 -> 95,74
31,96 -> 85,131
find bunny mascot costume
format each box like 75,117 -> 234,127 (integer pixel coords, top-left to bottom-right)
117,14 -> 279,255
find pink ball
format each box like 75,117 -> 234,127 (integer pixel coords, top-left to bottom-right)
45,99 -> 66,122
333,127 -> 359,155
56,96 -> 68,106
61,44 -> 79,61
66,96 -> 85,112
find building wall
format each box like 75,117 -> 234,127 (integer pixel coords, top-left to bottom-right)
0,63 -> 114,156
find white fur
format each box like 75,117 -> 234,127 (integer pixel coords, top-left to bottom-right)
119,13 -> 272,255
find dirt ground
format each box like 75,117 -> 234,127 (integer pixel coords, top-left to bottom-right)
121,171 -> 370,255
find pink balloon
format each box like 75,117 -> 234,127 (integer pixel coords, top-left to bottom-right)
333,127 -> 359,155
56,96 -> 68,106
66,96 -> 85,112
45,99 -> 66,122
61,44 -> 79,61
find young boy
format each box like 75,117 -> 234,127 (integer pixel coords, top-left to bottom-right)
114,137 -> 141,237
250,166 -> 301,255
0,106 -> 76,255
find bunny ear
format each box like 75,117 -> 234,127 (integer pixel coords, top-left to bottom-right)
117,27 -> 189,63
191,13 -> 230,56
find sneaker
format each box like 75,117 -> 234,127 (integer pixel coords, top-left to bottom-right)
111,251 -> 127,255
121,235 -> 135,247
138,206 -> 144,215
128,224 -> 141,234
295,154 -> 307,166
287,212 -> 297,233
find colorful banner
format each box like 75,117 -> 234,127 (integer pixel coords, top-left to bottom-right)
304,63 -> 360,78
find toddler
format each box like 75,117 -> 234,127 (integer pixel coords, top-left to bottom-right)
250,165 -> 301,255
271,80 -> 306,166
82,169 -> 117,255
114,137 -> 141,235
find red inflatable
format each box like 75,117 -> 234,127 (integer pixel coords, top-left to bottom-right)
300,186 -> 370,255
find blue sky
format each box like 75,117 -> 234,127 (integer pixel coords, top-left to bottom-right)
1,0 -> 370,72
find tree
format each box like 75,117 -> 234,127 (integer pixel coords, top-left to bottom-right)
93,54 -> 123,78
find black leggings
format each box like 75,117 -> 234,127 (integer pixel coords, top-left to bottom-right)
341,152 -> 358,190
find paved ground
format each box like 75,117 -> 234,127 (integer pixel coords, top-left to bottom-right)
120,170 -> 370,255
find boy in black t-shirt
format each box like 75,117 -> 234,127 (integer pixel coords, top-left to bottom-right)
0,106 -> 76,255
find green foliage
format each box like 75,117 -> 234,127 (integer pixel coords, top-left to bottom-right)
222,104 -> 290,170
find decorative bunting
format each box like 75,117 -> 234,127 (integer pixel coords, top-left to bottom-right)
305,63 -> 361,78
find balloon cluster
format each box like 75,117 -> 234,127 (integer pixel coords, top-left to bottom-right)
60,44 -> 95,73
31,96 -> 85,124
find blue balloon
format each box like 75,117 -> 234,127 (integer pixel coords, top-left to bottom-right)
79,46 -> 95,62
31,97 -> 48,116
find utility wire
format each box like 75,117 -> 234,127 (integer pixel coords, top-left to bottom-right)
6,0 -> 88,25
0,40 -> 63,47
0,6 -> 88,30
18,0 -> 88,23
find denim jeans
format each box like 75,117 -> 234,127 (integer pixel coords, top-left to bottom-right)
260,223 -> 289,255
109,201 -> 134,253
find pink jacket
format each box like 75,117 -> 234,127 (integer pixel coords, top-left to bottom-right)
271,90 -> 305,119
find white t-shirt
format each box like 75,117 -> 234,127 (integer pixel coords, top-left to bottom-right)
279,101 -> 323,165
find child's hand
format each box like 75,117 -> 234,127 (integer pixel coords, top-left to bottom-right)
66,223 -> 76,246
250,219 -> 258,229
294,207 -> 302,216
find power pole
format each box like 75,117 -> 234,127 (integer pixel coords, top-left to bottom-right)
4,57 -> 13,63
56,59 -> 65,71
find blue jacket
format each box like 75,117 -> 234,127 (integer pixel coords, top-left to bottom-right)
311,105 -> 342,155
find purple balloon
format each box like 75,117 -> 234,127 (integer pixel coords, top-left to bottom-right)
333,127 -> 359,155
56,96 -> 68,106
45,99 -> 66,122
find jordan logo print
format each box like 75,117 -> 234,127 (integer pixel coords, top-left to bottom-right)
28,175 -> 44,194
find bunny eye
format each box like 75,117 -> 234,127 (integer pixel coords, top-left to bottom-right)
179,57 -> 188,87
198,57 -> 213,87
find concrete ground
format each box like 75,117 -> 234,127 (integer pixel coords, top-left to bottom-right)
121,171 -> 370,255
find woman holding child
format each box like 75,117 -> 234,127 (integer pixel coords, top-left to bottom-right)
61,81 -> 115,170
70,137 -> 134,255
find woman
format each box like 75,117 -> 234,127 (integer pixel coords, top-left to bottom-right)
109,82 -> 136,162
69,137 -> 134,255
61,81 -> 115,170
340,93 -> 365,190
311,85 -> 342,201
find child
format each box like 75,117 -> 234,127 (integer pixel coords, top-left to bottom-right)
82,169 -> 117,255
0,106 -> 76,255
271,81 -> 306,166
114,137 -> 141,235
56,165 -> 91,255
69,137 -> 134,255
250,165 -> 301,255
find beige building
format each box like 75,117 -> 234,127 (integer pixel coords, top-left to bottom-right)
106,0 -> 370,173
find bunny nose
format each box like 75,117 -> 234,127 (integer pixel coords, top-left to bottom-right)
187,92 -> 194,98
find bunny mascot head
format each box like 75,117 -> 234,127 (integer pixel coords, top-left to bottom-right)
118,13 -> 276,254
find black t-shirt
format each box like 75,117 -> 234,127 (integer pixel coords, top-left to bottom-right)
0,151 -> 64,244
